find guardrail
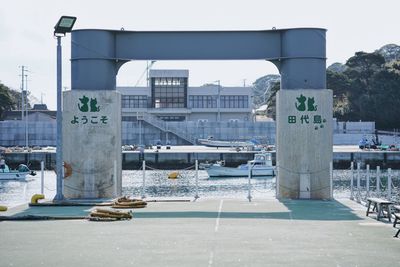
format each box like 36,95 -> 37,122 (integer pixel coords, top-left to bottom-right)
139,113 -> 196,144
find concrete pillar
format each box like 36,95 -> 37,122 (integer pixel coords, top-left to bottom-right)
62,90 -> 122,198
276,89 -> 332,199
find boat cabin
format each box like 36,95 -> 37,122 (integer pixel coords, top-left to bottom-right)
251,153 -> 273,167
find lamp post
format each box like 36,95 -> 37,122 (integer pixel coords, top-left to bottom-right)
214,80 -> 221,139
53,16 -> 77,201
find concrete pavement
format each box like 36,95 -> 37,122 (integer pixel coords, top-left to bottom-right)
0,198 -> 399,267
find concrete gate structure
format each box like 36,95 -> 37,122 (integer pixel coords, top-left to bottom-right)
68,28 -> 332,199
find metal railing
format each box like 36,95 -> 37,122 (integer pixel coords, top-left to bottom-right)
349,162 -> 399,203
139,112 -> 196,144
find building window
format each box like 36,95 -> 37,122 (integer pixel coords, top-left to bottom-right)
152,77 -> 187,108
122,116 -> 137,121
122,95 -> 148,108
157,116 -> 186,121
220,95 -> 248,108
189,95 -> 217,108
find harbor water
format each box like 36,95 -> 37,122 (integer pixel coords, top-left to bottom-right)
1,170 -> 399,208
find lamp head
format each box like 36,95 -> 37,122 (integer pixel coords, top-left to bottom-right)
54,16 -> 77,36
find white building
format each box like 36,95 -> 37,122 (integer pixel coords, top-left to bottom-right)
115,69 -> 260,145
117,69 -> 253,123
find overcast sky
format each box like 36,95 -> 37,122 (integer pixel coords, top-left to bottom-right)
1,0 -> 399,109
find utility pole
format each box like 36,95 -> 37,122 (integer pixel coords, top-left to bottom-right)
20,66 -> 26,122
24,74 -> 29,149
20,66 -> 28,149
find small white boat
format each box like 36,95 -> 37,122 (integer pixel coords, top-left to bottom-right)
0,164 -> 36,180
204,152 -> 275,177
197,137 -> 254,148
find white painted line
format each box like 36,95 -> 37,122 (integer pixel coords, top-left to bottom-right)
208,251 -> 214,267
208,200 -> 224,267
215,199 -> 223,232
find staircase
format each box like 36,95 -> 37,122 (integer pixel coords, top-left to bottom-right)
138,113 -> 196,144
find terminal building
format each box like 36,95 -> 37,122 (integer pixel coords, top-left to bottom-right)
117,70 -> 275,145
117,69 -> 268,145
118,69 -> 252,122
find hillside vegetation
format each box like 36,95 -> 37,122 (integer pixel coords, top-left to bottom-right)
256,44 -> 400,130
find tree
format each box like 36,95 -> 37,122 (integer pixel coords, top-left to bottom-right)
0,82 -> 22,119
368,70 -> 400,129
265,82 -> 280,120
327,70 -> 352,119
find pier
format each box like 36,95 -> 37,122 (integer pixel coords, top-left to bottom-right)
2,145 -> 400,170
1,198 -> 399,266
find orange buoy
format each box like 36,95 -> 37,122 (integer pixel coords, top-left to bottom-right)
63,162 -> 72,178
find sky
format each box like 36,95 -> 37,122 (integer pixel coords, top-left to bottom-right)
1,0 -> 399,110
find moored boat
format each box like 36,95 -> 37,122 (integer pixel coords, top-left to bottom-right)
197,137 -> 254,148
0,164 -> 36,180
203,152 -> 275,177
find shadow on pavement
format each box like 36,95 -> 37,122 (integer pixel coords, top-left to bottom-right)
280,199 -> 362,221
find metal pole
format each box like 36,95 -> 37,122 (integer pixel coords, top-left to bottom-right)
114,160 -> 117,197
387,168 -> 392,200
247,161 -> 252,202
217,80 -> 221,139
195,160 -> 199,199
376,166 -> 380,194
141,160 -> 146,199
25,74 -> 28,149
139,119 -> 142,145
350,162 -> 354,200
40,161 -> 44,195
356,162 -> 361,203
54,36 -> 64,201
366,164 -> 370,197
20,66 -> 25,126
276,161 -> 279,198
217,80 -> 221,124
329,161 -> 333,199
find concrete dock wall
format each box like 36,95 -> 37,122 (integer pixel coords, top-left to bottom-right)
3,150 -> 400,170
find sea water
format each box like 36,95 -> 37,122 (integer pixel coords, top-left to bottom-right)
1,170 -> 399,208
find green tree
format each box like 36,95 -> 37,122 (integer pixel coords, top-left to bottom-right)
327,70 -> 352,119
0,82 -> 23,119
265,82 -> 280,120
368,70 -> 400,129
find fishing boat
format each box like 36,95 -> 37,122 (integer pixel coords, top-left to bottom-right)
0,164 -> 36,180
197,136 -> 255,148
203,152 -> 275,177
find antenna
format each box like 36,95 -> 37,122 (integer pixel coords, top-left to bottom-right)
135,61 -> 156,87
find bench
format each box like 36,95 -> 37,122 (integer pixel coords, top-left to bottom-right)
366,198 -> 393,222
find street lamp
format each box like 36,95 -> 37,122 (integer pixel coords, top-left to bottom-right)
53,16 -> 77,201
214,80 -> 221,139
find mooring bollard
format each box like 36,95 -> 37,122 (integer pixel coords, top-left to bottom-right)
350,162 -> 354,200
40,161 -> 44,195
329,161 -> 333,199
356,162 -> 361,203
247,161 -> 252,202
142,160 -> 146,199
195,160 -> 199,199
387,168 -> 392,200
366,164 -> 370,198
376,166 -> 381,194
